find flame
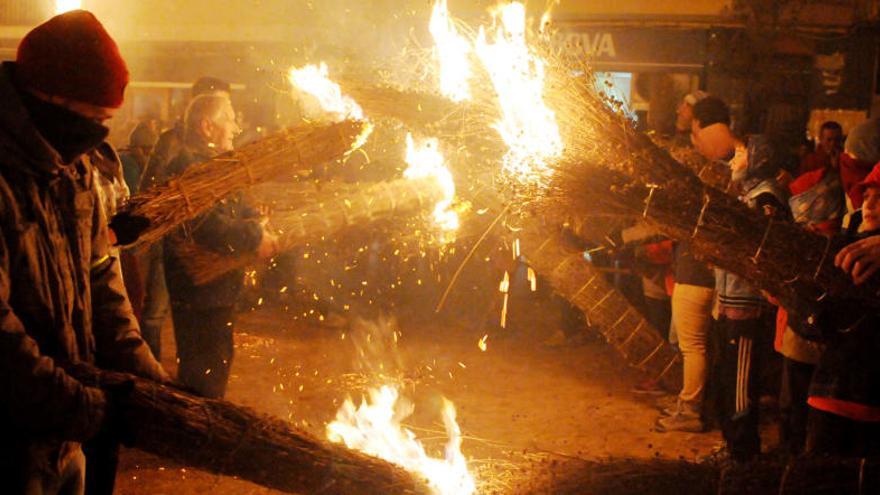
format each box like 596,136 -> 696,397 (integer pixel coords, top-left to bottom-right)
403,133 -> 459,232
474,2 -> 562,187
55,0 -> 81,14
327,386 -> 476,495
288,63 -> 364,121
429,0 -> 473,102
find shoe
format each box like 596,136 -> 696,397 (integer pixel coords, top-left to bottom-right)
655,408 -> 704,433
656,395 -> 680,416
631,378 -> 667,396
698,443 -> 731,464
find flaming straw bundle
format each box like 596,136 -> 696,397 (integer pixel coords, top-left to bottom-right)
113,120 -> 367,246
68,364 -> 428,495
475,2 -> 563,189
290,63 -> 366,121
180,175 -> 446,284
536,51 -> 880,308
181,131 -> 457,284
406,1 -> 880,310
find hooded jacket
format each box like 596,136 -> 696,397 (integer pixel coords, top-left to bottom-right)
715,135 -> 790,317
0,62 -> 165,457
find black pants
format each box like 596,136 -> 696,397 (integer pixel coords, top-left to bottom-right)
713,315 -> 772,461
779,357 -> 814,455
171,305 -> 235,399
806,408 -> 880,457
644,296 -> 672,341
83,434 -> 119,495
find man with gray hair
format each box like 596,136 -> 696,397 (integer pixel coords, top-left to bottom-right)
162,94 -> 277,398
136,78 -> 232,364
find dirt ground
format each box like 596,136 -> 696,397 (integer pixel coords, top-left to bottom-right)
115,303 -> 726,495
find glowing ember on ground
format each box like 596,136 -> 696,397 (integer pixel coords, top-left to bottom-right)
327,386 -> 476,495
429,0 -> 473,102
288,63 -> 365,121
403,133 -> 459,233
474,2 -> 563,187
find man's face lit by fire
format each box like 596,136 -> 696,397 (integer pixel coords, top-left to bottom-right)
204,98 -> 240,152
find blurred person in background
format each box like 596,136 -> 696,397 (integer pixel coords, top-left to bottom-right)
840,118 -> 880,213
162,94 -> 277,398
136,77 -> 231,361
119,121 -> 158,195
673,90 -> 709,147
798,121 -> 842,177
0,10 -> 168,495
769,148 -> 844,454
117,122 -> 159,339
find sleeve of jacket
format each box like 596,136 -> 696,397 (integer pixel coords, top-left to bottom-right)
191,201 -> 263,256
0,221 -> 108,442
90,183 -> 169,383
139,128 -> 179,190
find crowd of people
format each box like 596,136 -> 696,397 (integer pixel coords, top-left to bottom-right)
617,90 -> 880,462
2,8 -> 880,495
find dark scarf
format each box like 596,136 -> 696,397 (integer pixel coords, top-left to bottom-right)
18,89 -> 109,164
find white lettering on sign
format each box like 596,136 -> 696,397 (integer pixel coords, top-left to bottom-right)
555,32 -> 617,58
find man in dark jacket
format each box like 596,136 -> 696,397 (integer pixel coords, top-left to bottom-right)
134,77 -> 232,363
164,93 -> 277,399
0,10 -> 168,494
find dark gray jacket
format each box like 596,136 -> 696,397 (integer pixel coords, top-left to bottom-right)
0,62 -> 166,457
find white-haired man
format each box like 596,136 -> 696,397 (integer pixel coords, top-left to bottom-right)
162,94 -> 277,399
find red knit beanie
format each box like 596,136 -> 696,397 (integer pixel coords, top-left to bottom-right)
16,10 -> 128,109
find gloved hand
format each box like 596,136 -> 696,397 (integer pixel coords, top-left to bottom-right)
99,379 -> 137,447
108,212 -> 150,246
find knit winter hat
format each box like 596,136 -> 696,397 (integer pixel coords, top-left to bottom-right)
856,161 -> 880,197
845,118 -> 880,164
16,10 -> 128,109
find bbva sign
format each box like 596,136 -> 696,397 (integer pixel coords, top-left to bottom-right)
554,32 -> 618,58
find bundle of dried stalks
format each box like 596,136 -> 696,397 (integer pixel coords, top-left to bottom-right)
455,183 -> 680,390
113,120 -> 368,247
180,177 -> 445,285
536,51 -> 880,310
520,224 -> 681,390
244,180 -> 353,211
68,364 -> 427,494
338,80 -> 505,157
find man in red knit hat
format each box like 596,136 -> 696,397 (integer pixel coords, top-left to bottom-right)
0,10 -> 168,495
